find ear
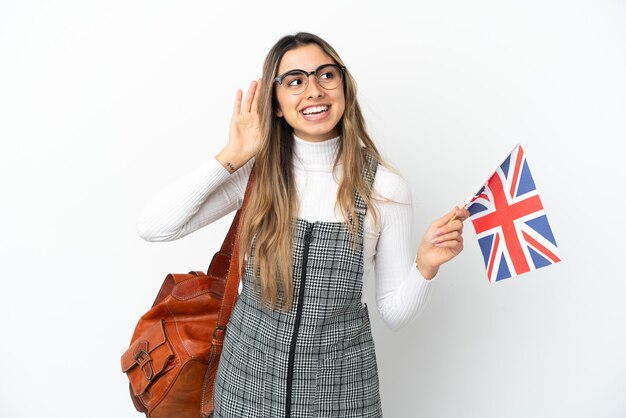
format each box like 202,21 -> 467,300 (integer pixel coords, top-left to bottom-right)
276,107 -> 283,118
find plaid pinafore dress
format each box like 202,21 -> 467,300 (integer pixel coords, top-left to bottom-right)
213,152 -> 382,418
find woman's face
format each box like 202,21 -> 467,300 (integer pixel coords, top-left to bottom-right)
274,44 -> 346,143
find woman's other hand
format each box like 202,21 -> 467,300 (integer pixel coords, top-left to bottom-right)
415,206 -> 471,280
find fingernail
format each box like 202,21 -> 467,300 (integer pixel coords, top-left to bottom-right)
430,237 -> 438,244
434,230 -> 442,236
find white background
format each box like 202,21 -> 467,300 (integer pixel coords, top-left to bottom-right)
1,1 -> 625,417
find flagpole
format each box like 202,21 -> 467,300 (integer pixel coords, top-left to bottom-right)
447,202 -> 469,225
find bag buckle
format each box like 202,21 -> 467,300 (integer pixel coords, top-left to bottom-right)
212,325 -> 227,340
134,345 -> 154,381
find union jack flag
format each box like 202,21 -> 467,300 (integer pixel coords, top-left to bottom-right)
467,144 -> 561,283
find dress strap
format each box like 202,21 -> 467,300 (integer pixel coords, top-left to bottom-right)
353,147 -> 379,215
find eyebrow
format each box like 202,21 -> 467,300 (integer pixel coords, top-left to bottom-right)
279,64 -> 336,75
282,69 -> 306,75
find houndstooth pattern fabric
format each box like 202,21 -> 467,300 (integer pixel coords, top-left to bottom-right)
214,150 -> 382,418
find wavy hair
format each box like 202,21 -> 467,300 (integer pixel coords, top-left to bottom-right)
238,32 -> 386,311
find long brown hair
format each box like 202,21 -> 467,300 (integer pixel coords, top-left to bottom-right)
238,32 -> 386,311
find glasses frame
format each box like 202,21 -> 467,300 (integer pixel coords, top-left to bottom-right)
274,64 -> 347,95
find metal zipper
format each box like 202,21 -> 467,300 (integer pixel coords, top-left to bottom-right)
285,222 -> 313,418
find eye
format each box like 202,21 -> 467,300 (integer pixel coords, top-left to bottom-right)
283,72 -> 307,89
319,71 -> 334,80
318,66 -> 340,82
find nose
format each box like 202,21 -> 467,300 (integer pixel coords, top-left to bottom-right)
304,74 -> 323,98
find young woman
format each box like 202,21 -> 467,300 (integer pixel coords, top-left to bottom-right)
137,32 -> 470,418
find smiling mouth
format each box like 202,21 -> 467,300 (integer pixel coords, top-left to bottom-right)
301,105 -> 329,116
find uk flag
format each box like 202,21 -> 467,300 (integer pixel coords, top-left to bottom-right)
467,144 -> 561,283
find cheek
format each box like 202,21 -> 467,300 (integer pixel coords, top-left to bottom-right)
334,94 -> 346,116
275,94 -> 296,118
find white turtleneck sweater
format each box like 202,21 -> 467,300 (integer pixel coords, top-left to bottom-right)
136,135 -> 436,331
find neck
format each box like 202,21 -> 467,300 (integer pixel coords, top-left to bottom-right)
292,134 -> 341,171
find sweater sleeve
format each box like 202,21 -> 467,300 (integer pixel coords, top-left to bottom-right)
136,157 -> 254,242
373,173 -> 438,331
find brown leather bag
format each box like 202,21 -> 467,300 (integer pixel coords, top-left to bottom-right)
121,167 -> 255,418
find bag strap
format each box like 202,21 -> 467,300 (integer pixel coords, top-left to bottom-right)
200,163 -> 255,418
215,164 -> 255,334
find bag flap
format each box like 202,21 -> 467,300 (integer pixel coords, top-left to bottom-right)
121,320 -> 174,396
171,274 -> 225,301
152,272 -> 204,307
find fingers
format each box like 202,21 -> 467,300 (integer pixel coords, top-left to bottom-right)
433,218 -> 463,237
233,79 -> 261,116
251,78 -> 261,114
430,206 -> 468,244
432,236 -> 464,250
242,80 -> 257,113
232,89 -> 243,117
431,230 -> 464,248
455,206 -> 471,222
435,206 -> 471,228
241,80 -> 259,113
431,230 -> 460,244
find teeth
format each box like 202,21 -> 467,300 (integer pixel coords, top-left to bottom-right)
302,105 -> 328,115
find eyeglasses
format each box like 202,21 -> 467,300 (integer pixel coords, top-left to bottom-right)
274,64 -> 346,95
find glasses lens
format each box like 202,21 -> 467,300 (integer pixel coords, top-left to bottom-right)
282,71 -> 308,94
316,65 -> 342,90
